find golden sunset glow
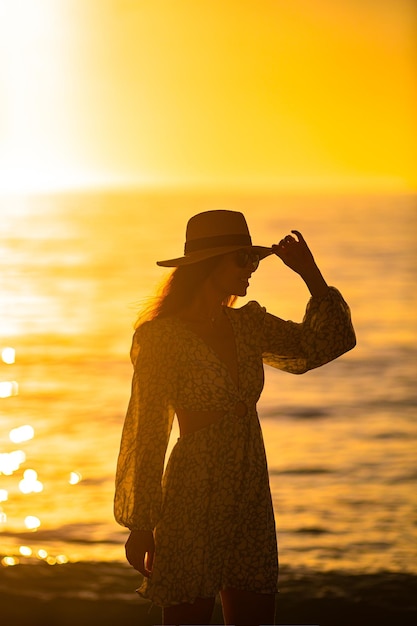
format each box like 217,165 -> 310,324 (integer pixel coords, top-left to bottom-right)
1,7 -> 417,607
0,0 -> 415,192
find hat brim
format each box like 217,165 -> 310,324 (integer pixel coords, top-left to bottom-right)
156,245 -> 273,267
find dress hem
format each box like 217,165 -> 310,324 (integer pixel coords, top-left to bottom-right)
136,580 -> 279,608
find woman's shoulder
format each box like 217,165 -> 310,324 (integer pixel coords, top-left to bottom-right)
226,301 -> 267,336
131,317 -> 179,364
227,300 -> 266,319
135,315 -> 175,335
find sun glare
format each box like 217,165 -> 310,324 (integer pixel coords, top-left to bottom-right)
0,0 -> 118,192
0,0 -> 415,193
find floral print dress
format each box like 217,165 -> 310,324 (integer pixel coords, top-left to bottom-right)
114,287 -> 356,607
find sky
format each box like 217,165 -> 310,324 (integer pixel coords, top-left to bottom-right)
0,0 -> 416,193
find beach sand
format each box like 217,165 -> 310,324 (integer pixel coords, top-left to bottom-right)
1,561 -> 416,625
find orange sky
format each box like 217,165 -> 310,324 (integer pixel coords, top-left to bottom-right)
0,0 -> 415,193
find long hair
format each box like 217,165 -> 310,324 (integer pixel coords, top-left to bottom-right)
135,256 -> 238,328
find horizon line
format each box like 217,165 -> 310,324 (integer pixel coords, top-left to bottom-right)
1,181 -> 416,197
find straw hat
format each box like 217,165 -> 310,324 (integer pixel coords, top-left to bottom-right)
157,210 -> 273,267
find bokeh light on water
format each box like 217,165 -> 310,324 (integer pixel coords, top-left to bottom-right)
0,381 -> 18,398
1,347 -> 15,364
0,450 -> 26,475
9,425 -> 35,444
24,515 -> 41,530
19,469 -> 44,494
69,471 -> 82,485
0,344 -> 78,566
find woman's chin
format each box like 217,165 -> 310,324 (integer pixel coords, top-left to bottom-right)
235,286 -> 248,297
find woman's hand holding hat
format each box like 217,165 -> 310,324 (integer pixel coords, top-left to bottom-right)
272,230 -> 329,298
272,230 -> 315,275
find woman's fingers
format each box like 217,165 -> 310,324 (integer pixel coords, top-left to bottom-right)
128,552 -> 152,577
145,544 -> 155,573
272,230 -> 315,274
272,231 -> 302,251
291,230 -> 306,244
141,564 -> 153,578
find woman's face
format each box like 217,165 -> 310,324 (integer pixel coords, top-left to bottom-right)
207,249 -> 259,298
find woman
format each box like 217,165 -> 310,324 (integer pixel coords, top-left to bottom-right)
114,209 -> 356,626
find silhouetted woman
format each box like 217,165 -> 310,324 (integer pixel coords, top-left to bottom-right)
114,210 -> 356,626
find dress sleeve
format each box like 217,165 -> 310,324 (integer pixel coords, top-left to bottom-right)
114,320 -> 176,531
248,287 -> 356,374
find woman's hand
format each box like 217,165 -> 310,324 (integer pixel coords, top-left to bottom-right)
125,529 -> 155,578
272,230 -> 315,276
272,230 -> 329,298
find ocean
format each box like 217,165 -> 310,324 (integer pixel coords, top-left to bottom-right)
1,189 -> 416,577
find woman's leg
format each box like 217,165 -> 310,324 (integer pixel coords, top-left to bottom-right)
220,588 -> 276,626
163,596 -> 215,626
